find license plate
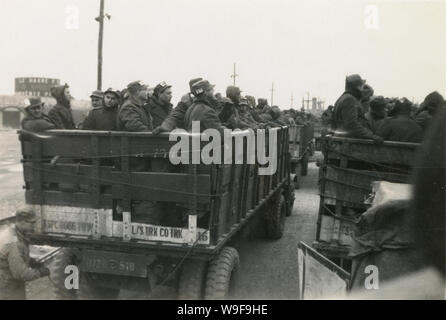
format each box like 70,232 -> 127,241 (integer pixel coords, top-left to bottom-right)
80,250 -> 149,277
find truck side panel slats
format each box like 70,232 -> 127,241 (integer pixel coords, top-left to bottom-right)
20,128 -> 291,253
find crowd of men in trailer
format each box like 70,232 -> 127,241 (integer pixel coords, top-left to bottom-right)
320,74 -> 445,143
19,73 -> 443,143
20,78 -> 319,135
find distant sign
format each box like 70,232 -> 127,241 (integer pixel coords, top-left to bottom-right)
15,77 -> 60,97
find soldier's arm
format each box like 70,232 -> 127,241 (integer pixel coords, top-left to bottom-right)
161,101 -> 189,131
119,106 -> 151,132
7,243 -> 42,281
24,119 -> 56,133
341,101 -> 375,139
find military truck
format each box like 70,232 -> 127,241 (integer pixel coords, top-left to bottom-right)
313,136 -> 419,270
288,124 -> 314,189
19,127 -> 294,299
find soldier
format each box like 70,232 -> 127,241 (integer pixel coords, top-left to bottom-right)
257,98 -> 269,111
332,74 -> 383,143
117,81 -> 152,132
360,84 -> 374,113
48,84 -> 75,129
21,97 -> 55,133
152,78 -> 202,134
238,97 -> 262,129
320,105 -> 334,135
224,86 -> 250,129
184,79 -> 226,135
82,88 -> 121,131
148,82 -> 173,128
366,96 -> 387,133
414,91 -> 446,131
272,106 -> 289,126
89,90 -> 104,109
0,208 -> 50,299
245,95 -> 256,110
377,98 -> 423,143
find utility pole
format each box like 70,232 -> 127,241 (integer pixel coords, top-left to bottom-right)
291,92 -> 294,108
230,63 -> 238,86
95,0 -> 110,91
270,82 -> 275,106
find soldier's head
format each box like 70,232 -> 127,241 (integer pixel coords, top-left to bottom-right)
245,95 -> 256,109
192,80 -> 216,100
270,106 -> 282,120
154,82 -> 173,105
361,84 -> 374,101
24,97 -> 44,118
226,86 -> 242,104
370,96 -> 387,119
423,91 -> 445,115
189,78 -> 203,95
90,90 -> 104,108
390,98 -> 413,117
15,207 -> 38,233
345,74 -> 366,94
239,97 -> 250,111
258,98 -> 268,108
104,88 -> 121,108
51,84 -> 72,104
127,81 -> 148,103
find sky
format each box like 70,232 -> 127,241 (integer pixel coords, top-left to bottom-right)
0,0 -> 445,107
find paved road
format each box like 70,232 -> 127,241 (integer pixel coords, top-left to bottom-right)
233,162 -> 319,300
0,130 -> 25,220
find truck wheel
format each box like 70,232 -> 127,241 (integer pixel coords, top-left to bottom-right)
51,248 -> 78,300
178,259 -> 208,300
204,247 -> 240,300
301,153 -> 310,176
265,195 -> 286,239
79,273 -> 120,300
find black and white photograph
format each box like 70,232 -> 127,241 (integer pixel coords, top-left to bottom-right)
0,0 -> 444,304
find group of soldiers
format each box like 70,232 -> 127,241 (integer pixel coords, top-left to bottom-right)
21,78 -> 317,136
321,74 -> 445,143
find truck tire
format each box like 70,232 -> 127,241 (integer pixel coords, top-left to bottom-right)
178,259 -> 208,300
301,152 -> 310,176
265,195 -> 286,239
51,248 -> 78,300
79,273 -> 120,300
204,247 -> 240,300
